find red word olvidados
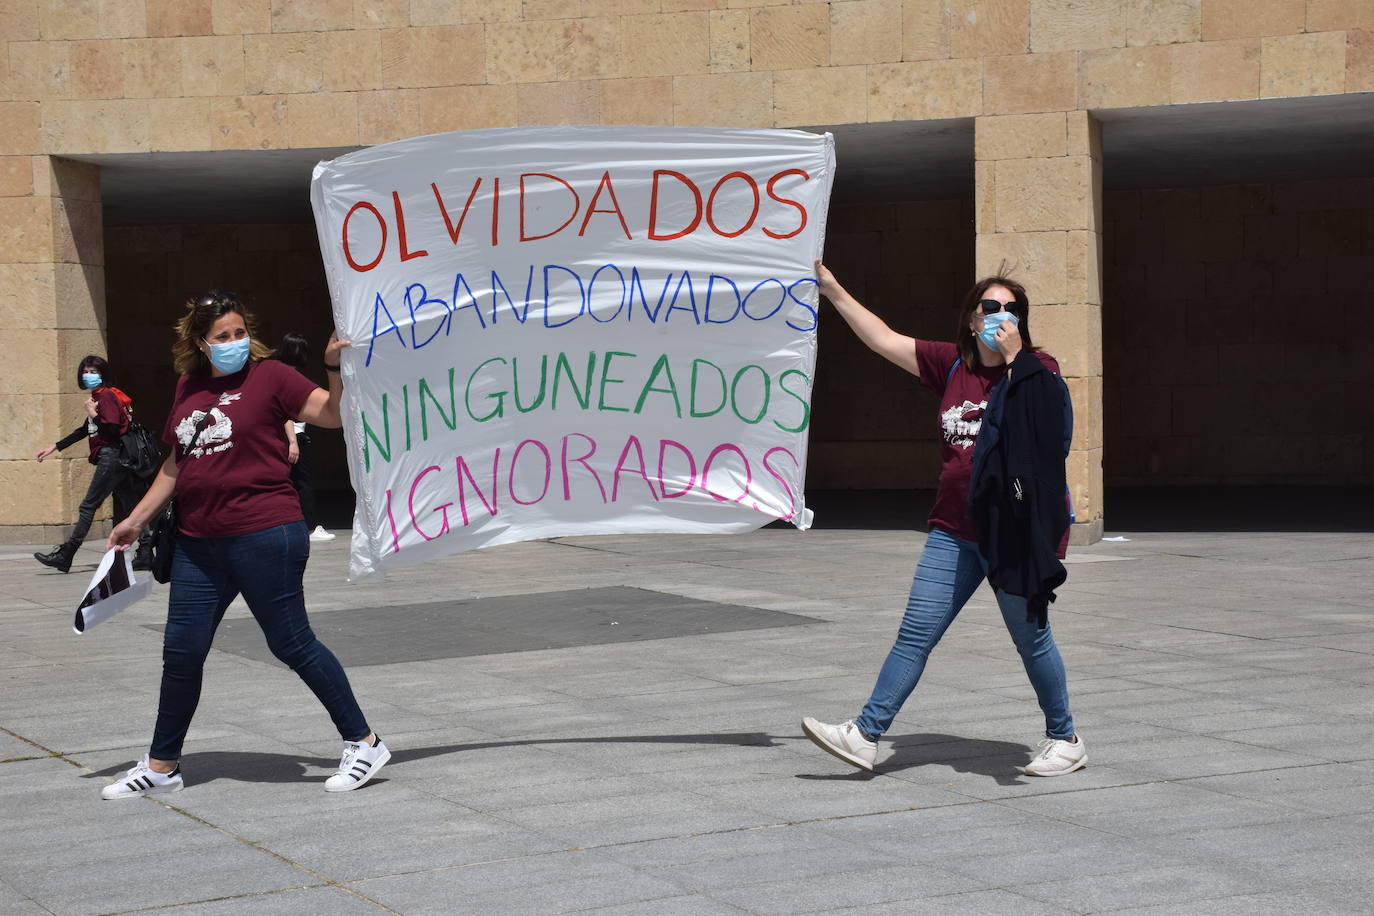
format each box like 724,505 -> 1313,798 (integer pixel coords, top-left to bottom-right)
341,168 -> 813,273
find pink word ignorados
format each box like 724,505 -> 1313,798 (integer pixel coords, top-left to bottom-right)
383,433 -> 802,552
340,168 -> 814,272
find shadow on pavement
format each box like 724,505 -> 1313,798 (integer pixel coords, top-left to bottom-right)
89,731 -> 1034,787
85,731 -> 785,785
795,732 -> 1031,786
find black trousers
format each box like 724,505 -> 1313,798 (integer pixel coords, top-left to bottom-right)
289,432 -> 318,529
71,446 -> 151,549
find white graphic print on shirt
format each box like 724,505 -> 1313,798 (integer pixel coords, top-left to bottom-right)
940,398 -> 986,450
176,392 -> 241,458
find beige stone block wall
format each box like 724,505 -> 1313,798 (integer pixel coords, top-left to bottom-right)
1260,32 -> 1348,97
1030,0 -> 1126,53
0,157 -> 107,542
983,52 -> 1076,113
0,0 -> 1370,159
830,0 -> 903,66
1125,0 -> 1200,47
1347,30 -> 1374,90
1170,39 -> 1261,103
1201,0 -> 1305,41
976,111 -> 1103,538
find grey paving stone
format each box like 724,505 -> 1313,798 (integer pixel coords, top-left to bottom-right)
3,840 -> 312,916
1094,880 -> 1374,915
252,804 -> 568,881
497,790 -> 779,847
354,850 -> 686,915
1184,762 -> 1374,815
993,780 -> 1308,838
635,834 -> 910,895
690,862 -> 980,913
1017,861 -> 1283,912
862,888 -> 1066,915
4,526 -> 1374,914
690,771 -> 973,821
577,896 -> 750,915
142,886 -> 386,915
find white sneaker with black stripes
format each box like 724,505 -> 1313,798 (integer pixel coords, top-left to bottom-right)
101,755 -> 184,800
325,736 -> 391,792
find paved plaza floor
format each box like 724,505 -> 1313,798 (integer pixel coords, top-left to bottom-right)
2,506 -> 1372,914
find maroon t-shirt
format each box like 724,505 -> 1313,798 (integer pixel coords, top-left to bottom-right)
162,359 -> 320,539
87,387 -> 129,462
915,339 -> 1061,544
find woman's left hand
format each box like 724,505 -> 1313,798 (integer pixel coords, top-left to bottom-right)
84,397 -> 99,418
995,320 -> 1023,362
324,331 -> 351,366
287,442 -> 300,464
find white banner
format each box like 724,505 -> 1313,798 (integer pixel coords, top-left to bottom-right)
311,126 -> 834,579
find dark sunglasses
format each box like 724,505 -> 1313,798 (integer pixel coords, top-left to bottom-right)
979,298 -> 1018,314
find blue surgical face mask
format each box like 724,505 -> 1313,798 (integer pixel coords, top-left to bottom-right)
204,337 -> 251,374
81,373 -> 103,390
977,312 -> 1018,350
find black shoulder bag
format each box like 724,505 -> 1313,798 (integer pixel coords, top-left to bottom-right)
117,422 -> 161,478
146,410 -> 215,584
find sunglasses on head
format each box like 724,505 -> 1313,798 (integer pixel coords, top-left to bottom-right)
979,298 -> 1018,314
196,290 -> 240,310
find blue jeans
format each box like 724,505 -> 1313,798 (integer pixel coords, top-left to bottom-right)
854,527 -> 1075,741
150,521 -> 370,760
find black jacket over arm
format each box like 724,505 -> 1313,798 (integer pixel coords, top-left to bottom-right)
967,349 -> 1072,627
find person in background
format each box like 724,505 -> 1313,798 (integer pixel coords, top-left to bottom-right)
34,355 -> 153,573
275,332 -> 335,542
101,290 -> 388,799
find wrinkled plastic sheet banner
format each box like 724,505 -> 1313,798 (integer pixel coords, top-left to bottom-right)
311,126 -> 834,580
74,548 -> 153,633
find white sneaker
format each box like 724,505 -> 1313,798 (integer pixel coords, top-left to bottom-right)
1023,735 -> 1087,776
801,717 -> 877,771
309,526 -> 336,541
101,755 -> 184,800
325,737 -> 391,792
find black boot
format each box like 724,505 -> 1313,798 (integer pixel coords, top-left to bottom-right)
34,540 -> 80,573
132,541 -> 153,572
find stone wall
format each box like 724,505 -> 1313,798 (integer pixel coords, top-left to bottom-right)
3,2 -> 1372,153
1103,176 -> 1374,485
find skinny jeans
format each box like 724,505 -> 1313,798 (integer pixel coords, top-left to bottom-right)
854,527 -> 1075,741
150,520 -> 369,760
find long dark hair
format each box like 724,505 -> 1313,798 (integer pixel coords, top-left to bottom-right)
274,332 -> 309,370
76,354 -> 111,389
172,289 -> 273,376
955,275 -> 1036,369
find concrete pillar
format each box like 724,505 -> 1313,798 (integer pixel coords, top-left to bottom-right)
974,111 -> 1104,544
0,156 -> 107,545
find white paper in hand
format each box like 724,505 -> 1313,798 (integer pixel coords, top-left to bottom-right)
74,548 -> 154,634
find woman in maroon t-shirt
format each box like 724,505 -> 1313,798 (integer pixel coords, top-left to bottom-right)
99,290 -> 391,800
800,262 -> 1086,778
